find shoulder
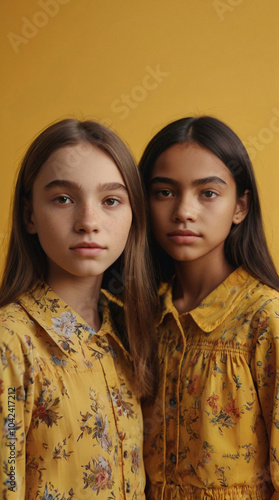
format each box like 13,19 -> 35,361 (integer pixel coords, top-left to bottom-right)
0,300 -> 30,325
244,281 -> 279,342
247,280 -> 279,312
224,268 -> 279,316
232,270 -> 279,317
0,301 -> 37,377
0,300 -> 35,350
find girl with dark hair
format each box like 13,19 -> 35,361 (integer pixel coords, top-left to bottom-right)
140,116 -> 279,499
0,119 -> 157,498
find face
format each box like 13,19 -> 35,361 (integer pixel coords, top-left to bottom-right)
148,143 -> 248,267
25,143 -> 132,286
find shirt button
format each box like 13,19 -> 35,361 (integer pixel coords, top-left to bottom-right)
170,398 -> 177,409
170,453 -> 176,464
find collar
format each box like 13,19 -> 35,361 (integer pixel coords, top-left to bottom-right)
158,267 -> 259,332
18,283 -> 129,359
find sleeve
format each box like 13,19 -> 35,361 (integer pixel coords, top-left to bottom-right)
250,297 -> 279,496
0,322 -> 34,499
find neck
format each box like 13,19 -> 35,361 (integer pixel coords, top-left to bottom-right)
173,255 -> 235,314
46,273 -> 103,331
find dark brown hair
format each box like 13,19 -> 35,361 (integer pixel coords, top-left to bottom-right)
0,118 -> 158,399
139,116 -> 279,291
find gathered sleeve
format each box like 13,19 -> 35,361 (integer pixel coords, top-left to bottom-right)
250,297 -> 279,497
0,320 -> 35,499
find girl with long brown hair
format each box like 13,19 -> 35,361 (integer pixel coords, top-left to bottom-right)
0,119 -> 157,498
140,116 -> 279,499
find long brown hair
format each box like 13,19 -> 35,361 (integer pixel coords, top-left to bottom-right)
0,119 -> 158,399
139,116 -> 279,291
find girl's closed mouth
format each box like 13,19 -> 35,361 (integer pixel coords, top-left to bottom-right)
167,230 -> 201,243
70,242 -> 105,249
70,242 -> 106,255
167,230 -> 200,237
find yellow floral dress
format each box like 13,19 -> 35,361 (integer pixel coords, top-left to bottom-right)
0,283 -> 145,499
143,268 -> 279,499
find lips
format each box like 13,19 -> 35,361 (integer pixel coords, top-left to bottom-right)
70,242 -> 105,256
167,230 -> 199,237
167,229 -> 201,244
70,242 -> 105,250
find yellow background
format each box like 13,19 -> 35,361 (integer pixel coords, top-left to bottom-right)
1,0 -> 279,267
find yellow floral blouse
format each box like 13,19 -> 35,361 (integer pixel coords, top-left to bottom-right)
0,283 -> 145,499
143,268 -> 279,500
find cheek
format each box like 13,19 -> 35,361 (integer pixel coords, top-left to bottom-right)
149,201 -> 164,224
150,214 -> 165,244
206,201 -> 236,220
208,207 -> 236,237
150,211 -> 166,238
36,217 -> 59,238
111,210 -> 132,241
123,209 -> 133,233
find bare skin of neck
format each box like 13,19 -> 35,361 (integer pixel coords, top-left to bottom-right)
47,271 -> 103,331
173,254 -> 235,315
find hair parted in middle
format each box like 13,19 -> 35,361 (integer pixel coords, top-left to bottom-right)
0,118 -> 158,399
139,115 -> 279,292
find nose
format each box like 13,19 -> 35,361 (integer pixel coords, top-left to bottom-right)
74,204 -> 100,233
172,195 -> 197,222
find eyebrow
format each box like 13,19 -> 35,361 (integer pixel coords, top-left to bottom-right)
100,182 -> 128,192
149,175 -> 227,187
44,180 -> 128,192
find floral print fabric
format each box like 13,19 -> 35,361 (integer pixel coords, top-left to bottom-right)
0,283 -> 145,499
142,268 -> 279,499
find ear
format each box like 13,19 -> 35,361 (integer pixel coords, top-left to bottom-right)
23,197 -> 37,234
232,189 -> 250,225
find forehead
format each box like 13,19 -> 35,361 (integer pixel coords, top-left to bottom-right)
152,143 -> 233,182
35,143 -> 123,184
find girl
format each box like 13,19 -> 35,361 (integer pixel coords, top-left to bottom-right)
0,119 -> 157,499
139,116 -> 279,499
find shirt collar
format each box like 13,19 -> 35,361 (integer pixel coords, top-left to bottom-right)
18,283 -> 129,358
158,267 -> 259,332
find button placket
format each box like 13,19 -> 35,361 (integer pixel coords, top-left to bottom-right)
165,320 -> 184,472
174,314 -> 188,470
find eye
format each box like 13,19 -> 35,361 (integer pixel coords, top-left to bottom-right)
201,190 -> 218,199
104,197 -> 120,207
153,189 -> 174,198
55,196 -> 72,204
